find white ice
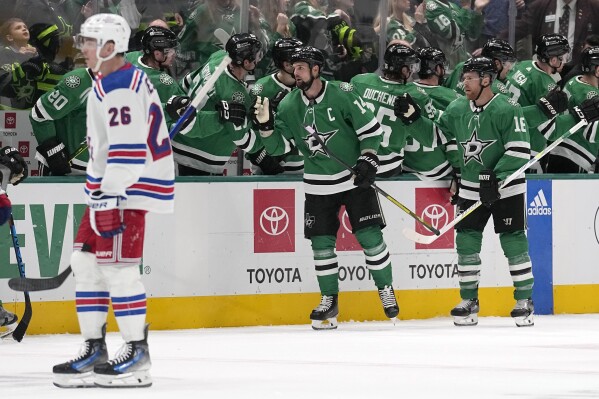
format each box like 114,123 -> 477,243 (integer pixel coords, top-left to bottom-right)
2,315 -> 599,399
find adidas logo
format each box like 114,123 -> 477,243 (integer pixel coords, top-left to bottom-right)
527,189 -> 552,216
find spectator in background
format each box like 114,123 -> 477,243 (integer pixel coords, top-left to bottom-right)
499,0 -> 599,69
0,18 -> 37,64
375,0 -> 436,48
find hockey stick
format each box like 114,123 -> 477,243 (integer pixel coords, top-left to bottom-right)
402,118 -> 588,244
8,265 -> 72,292
304,125 -> 440,235
8,215 -> 32,342
169,54 -> 233,140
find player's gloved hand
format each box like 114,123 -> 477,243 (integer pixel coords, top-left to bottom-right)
252,96 -> 275,133
353,152 -> 379,188
449,168 -> 461,205
0,193 -> 11,226
19,57 -> 45,79
572,96 -> 599,124
394,93 -> 421,125
36,137 -> 71,176
246,148 -> 284,175
537,88 -> 568,118
166,95 -> 195,131
216,100 -> 247,127
479,169 -> 500,207
0,146 -> 28,185
87,191 -> 126,238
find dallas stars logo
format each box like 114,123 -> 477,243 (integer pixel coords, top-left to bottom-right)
460,128 -> 496,165
304,125 -> 338,157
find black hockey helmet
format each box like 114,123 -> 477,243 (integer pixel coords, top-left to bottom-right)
535,34 -> 571,63
581,46 -> 599,73
462,56 -> 496,80
481,38 -> 517,63
290,45 -> 325,69
417,47 -> 447,76
141,26 -> 178,55
272,38 -> 303,69
226,33 -> 262,65
383,43 -> 420,74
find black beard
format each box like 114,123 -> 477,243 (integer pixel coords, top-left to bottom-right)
297,76 -> 314,91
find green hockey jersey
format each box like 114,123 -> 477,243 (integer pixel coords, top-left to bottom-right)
424,0 -> 482,70
173,50 -> 260,174
550,76 -> 599,171
408,94 -> 530,200
385,17 -> 417,46
350,74 -> 450,179
262,79 -> 383,195
30,67 -> 95,173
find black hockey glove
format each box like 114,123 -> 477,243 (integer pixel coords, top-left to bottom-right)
216,100 -> 247,127
166,95 -> 195,131
479,169 -> 500,207
0,146 -> 28,185
246,148 -> 284,175
252,96 -> 275,132
353,152 -> 379,189
537,88 -> 568,119
449,168 -> 462,205
36,137 -> 71,176
394,93 -> 421,125
20,57 -> 45,79
572,96 -> 599,124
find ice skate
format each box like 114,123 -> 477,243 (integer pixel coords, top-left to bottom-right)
0,305 -> 18,339
310,294 -> 338,330
377,285 -> 399,322
450,298 -> 479,326
53,324 -> 108,388
511,298 -> 534,327
94,324 -> 152,388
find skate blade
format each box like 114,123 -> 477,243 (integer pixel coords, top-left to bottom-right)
95,370 -> 152,388
53,372 -> 96,388
389,317 -> 398,325
311,317 -> 338,330
514,314 -> 534,327
452,314 -> 478,326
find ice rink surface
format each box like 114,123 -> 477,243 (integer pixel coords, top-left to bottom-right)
2,314 -> 599,399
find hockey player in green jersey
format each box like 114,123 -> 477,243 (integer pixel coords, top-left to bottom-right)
253,46 -> 399,329
249,37 -> 303,175
423,0 -> 487,70
547,46 -> 599,173
395,57 -> 535,327
30,67 -> 95,175
172,33 -> 263,175
351,43 -> 451,180
505,34 -> 571,171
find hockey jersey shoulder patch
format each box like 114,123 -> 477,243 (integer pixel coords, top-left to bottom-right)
339,82 -> 354,92
231,91 -> 246,103
65,75 -> 81,88
159,73 -> 174,86
251,83 -> 264,96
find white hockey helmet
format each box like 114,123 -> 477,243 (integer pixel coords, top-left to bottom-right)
77,13 -> 130,53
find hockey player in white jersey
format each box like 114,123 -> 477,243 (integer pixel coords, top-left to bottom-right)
52,14 -> 175,389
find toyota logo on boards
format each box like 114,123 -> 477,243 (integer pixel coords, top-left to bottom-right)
260,206 -> 289,236
422,204 -> 449,230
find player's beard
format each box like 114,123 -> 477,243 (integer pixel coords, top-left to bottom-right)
296,74 -> 315,91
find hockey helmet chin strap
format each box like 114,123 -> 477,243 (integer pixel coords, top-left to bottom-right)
93,44 -> 119,73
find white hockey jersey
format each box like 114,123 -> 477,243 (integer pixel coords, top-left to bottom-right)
85,63 -> 175,214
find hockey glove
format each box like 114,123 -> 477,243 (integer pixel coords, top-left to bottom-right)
537,88 -> 568,119
394,93 -> 421,125
166,95 -> 195,131
246,148 -> 284,175
449,168 -> 462,205
353,152 -> 379,189
252,96 -> 275,133
0,194 -> 11,226
87,191 -> 126,238
572,96 -> 599,124
479,169 -> 500,207
0,146 -> 28,185
36,137 -> 71,176
216,100 -> 247,127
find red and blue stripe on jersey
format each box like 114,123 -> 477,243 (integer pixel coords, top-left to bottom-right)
108,143 -> 147,165
93,63 -> 143,101
85,175 -> 175,201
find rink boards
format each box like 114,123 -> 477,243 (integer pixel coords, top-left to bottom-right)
0,177 -> 598,334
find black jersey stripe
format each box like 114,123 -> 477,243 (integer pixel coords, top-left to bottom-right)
172,146 -> 227,166
304,173 -> 353,186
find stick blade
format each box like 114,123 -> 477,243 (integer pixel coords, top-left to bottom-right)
8,266 -> 72,292
11,292 -> 31,342
402,227 -> 439,245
